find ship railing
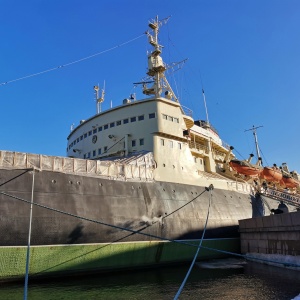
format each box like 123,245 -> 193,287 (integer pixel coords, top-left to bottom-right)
261,187 -> 300,208
181,105 -> 193,118
212,149 -> 226,161
221,140 -> 231,150
188,141 -> 209,154
0,150 -> 154,181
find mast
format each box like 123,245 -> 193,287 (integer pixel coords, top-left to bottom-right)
94,82 -> 105,114
143,16 -> 178,102
202,88 -> 210,127
245,125 -> 263,165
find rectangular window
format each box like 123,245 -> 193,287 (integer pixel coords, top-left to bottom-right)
178,142 -> 181,149
160,139 -> 164,146
123,118 -> 129,124
88,131 -> 92,136
162,114 -> 167,120
138,115 -> 144,121
98,148 -> 102,155
93,129 -> 97,134
80,135 -> 83,141
93,150 -> 96,157
168,116 -> 173,121
74,140 -> 76,145
87,152 -> 91,158
174,118 -> 179,123
76,138 -> 79,143
104,124 -> 108,130
116,120 -> 121,126
132,140 -> 136,147
169,141 -> 173,148
194,157 -> 197,163
130,117 -> 136,122
110,122 -> 115,128
139,138 -> 144,146
104,146 -> 108,152
84,133 -> 87,138
98,126 -> 102,132
70,142 -> 73,147
149,113 -> 155,119
83,154 -> 86,159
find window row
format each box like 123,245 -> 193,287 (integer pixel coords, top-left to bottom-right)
160,139 -> 182,149
162,114 -> 179,123
82,139 -> 145,159
69,113 -> 156,150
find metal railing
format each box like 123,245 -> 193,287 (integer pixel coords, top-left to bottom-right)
181,105 -> 193,118
188,141 -> 209,154
261,187 -> 300,208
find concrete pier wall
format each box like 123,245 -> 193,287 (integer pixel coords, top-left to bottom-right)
239,211 -> 300,256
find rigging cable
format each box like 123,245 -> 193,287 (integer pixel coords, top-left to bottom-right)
0,33 -> 146,87
174,184 -> 214,300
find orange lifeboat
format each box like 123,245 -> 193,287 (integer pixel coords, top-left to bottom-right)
280,175 -> 300,189
229,159 -> 262,176
261,166 -> 282,182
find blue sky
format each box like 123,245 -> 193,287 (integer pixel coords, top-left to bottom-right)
1,1 -> 300,171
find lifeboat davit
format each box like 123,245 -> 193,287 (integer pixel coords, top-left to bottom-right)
229,159 -> 262,176
280,175 -> 300,189
261,166 -> 282,182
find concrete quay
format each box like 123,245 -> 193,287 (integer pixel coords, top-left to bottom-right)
239,211 -> 300,256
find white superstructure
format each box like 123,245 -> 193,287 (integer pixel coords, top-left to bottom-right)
66,16 -> 234,187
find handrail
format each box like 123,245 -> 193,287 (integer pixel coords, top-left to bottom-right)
181,105 -> 193,118
188,141 -> 209,153
261,187 -> 300,208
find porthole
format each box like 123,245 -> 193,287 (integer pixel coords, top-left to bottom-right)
51,179 -> 56,184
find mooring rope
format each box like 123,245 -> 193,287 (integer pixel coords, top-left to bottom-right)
174,184 -> 214,300
0,190 -> 209,249
23,168 -> 35,300
0,169 -> 31,187
2,189 -> 300,271
1,184 -> 299,285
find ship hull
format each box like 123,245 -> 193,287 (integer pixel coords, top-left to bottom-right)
0,167 -> 284,281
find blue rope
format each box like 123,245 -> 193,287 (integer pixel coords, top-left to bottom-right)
23,169 -> 35,300
174,185 -> 213,300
